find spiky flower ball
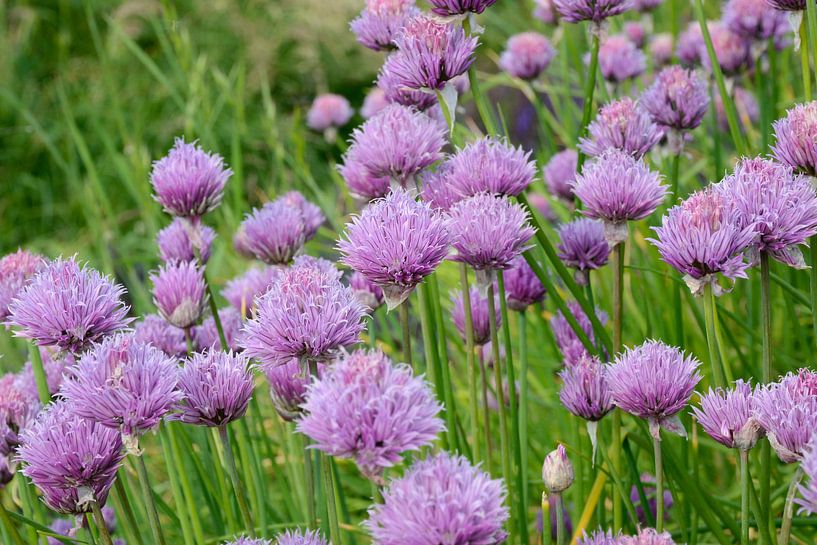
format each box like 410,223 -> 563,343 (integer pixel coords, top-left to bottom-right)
0,249 -> 46,322
194,307 -> 243,352
640,66 -> 710,132
716,86 -> 759,133
579,98 -> 663,159
451,285 -> 501,345
338,189 -> 450,309
366,452 -> 508,545
572,149 -> 667,245
151,138 -> 232,218
504,256 -> 547,311
151,261 -> 208,330
678,23 -> 704,66
376,63 -> 439,111
279,191 -> 326,240
723,0 -> 788,41
349,271 -> 385,311
381,15 -> 477,92
719,157 -> 817,268
429,0 -> 497,15
597,35 -> 646,83
223,266 -> 281,317
8,257 -> 131,354
692,380 -> 763,450
753,370 -> 817,462
299,350 -> 443,481
174,351 -> 253,427
133,314 -> 188,358
796,438 -> 817,514
552,0 -> 632,23
772,101 -> 817,176
551,302 -> 608,366
338,150 -> 392,202
557,218 -> 610,284
544,149 -> 578,204
61,334 -> 182,444
274,529 -> 330,545
350,0 -> 420,52
157,218 -> 215,265
306,94 -> 354,132
264,359 -> 323,422
499,32 -> 556,81
240,202 -> 306,265
18,400 -> 124,514
559,355 -> 614,422
444,137 -> 537,199
607,340 -> 701,439
240,265 -> 365,367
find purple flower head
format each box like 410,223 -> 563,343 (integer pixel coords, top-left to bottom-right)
18,400 -> 124,514
264,359 -> 324,422
240,203 -> 305,265
534,0 -> 560,23
151,261 -> 207,329
349,271 -> 385,311
274,529 -> 329,545
719,156 -> 817,268
338,188 -> 450,309
338,149 -> 392,202
223,266 -> 281,317
345,104 -> 446,187
553,0 -> 632,23
700,22 -> 751,76
572,149 -> 667,245
629,473 -> 674,526
0,249 -> 46,322
174,350 -> 253,427
280,191 -> 326,240
240,265 -> 366,367
766,0 -> 806,10
772,101 -> 817,175
797,438 -> 817,514
361,87 -> 390,120
451,285 -> 501,345
559,355 -> 614,422
649,186 -> 755,295
0,374 -> 38,459
624,22 -> 646,48
7,257 -> 131,354
150,138 -> 231,218
678,23 -> 705,66
376,63 -> 439,111
753,370 -> 817,462
557,218 -> 611,284
596,35 -> 646,83
224,538 -> 273,545
133,314 -> 188,358
157,218 -> 215,265
716,86 -> 759,133
299,350 -> 443,481
365,451 -> 508,545
542,444 -> 574,493
633,0 -> 663,10
640,66 -> 710,131
350,0 -> 420,52
292,255 -> 342,282
649,34 -> 675,67
448,193 -> 535,272
47,519 -> 74,545
551,301 -> 608,366
621,528 -> 676,545
500,32 -> 556,81
504,256 -> 546,311
528,193 -> 558,221
194,307 -> 243,352
382,15 -> 477,91
307,94 -> 354,131
419,165 -> 458,212
608,340 -> 701,439
445,137 -> 537,199
544,149 -> 578,203
233,224 -> 256,259
724,0 -> 788,41
578,529 -> 622,545
579,98 -> 663,159
429,0 -> 497,16
692,379 -> 763,450
61,333 -> 182,442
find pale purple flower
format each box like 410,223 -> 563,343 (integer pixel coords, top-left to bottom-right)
275,529 -> 329,545
47,519 -> 75,545
174,350 -> 253,426
194,307 -> 243,351
157,218 -> 215,264
444,137 -> 537,199
292,255 -> 342,282
692,379 -> 763,450
299,350 -> 443,481
724,0 -> 788,41
419,166 -> 458,212
640,66 -> 710,131
350,0 -> 420,52
307,94 -> 354,131
649,34 -> 674,68
61,334 -> 182,441
233,224 -> 256,259
544,149 -> 578,203
753,369 -> 817,462
528,193 -> 558,221
338,149 -> 392,202
499,32 -> 556,81
366,452 -> 508,545
0,249 -> 46,322
621,528 -> 676,545
349,271 -> 385,311
133,314 -> 188,358
796,438 -> 817,514
678,23 -> 704,66
150,138 -> 232,218
223,266 -> 281,317
7,257 -> 131,354
264,359 -> 324,422
18,400 -> 124,514
381,15 -> 477,91
649,186 -> 755,294
376,63 -> 438,111
719,157 -> 817,268
338,188 -> 450,309
716,86 -> 759,132
429,0 -> 497,16
534,0 -> 560,23
572,149 -> 667,245
607,340 -> 701,439
240,265 -> 366,367
700,22 -> 751,76
624,22 -> 646,48
772,101 -> 817,175
579,97 -> 663,158
559,355 -> 614,421
361,87 -> 390,119
553,0 -> 632,23
504,256 -> 546,311
240,202 -> 306,265
448,193 -> 535,272
551,301 -> 608,366
451,285 -> 500,345
578,530 -> 622,545
557,218 -> 611,283
0,374 -> 38,458
596,35 -> 646,83
279,191 -> 325,240
151,261 -> 208,329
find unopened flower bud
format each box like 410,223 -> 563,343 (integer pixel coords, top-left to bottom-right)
542,444 -> 574,494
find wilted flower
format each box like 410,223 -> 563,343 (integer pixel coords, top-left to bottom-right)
298,350 -> 443,481
716,86 -> 759,133
624,22 -> 646,48
274,529 -> 329,545
157,218 -> 216,265
361,87 -> 390,119
428,0 -> 497,16
366,452 -> 508,545
557,218 -> 611,284
542,444 -> 574,493
223,266 -> 281,317
194,307 -> 243,351
338,188 -> 450,309
719,157 -> 817,268
444,137 -> 537,199
451,285 -> 501,345
350,0 -> 420,52
692,379 -> 763,450
133,314 -> 188,357
338,150 -> 392,202
534,0 -> 560,23
559,355 -> 614,422
264,359 -> 324,422
607,340 -> 701,439
174,351 -> 253,427
772,101 -> 817,175
150,138 -> 231,218
151,261 -> 207,330
700,22 -> 750,76
640,66 -> 710,132
504,256 -> 546,311
552,0 -> 632,24
0,249 -> 46,322
349,271 -> 385,311
796,438 -> 817,514
240,266 -> 365,367
544,149 -> 578,204
579,97 -> 663,158
499,32 -> 556,80
306,94 -> 354,132
649,34 -> 674,67
753,370 -> 817,463
551,302 -> 608,366
596,35 -> 646,83
723,0 -> 788,41
572,149 -> 667,245
7,257 -> 131,354
18,400 -> 124,514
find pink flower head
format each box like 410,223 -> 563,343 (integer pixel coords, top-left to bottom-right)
338,148 -> 392,202
724,0 -> 788,41
133,314 -> 188,358
499,32 -> 556,80
361,87 -> 390,119
596,35 -> 646,83
194,307 -> 243,352
551,301 -> 608,366
557,218 -> 611,282
649,34 -> 675,67
559,354 -> 614,421
772,101 -> 817,175
534,0 -> 560,23
753,370 -> 817,462
350,0 -> 421,52
640,65 -> 710,131
579,97 -> 663,158
151,261 -> 207,329
349,271 -> 385,311
700,22 -> 751,76
306,94 -> 354,131
0,249 -> 46,322
223,266 -> 281,317
444,137 -> 537,199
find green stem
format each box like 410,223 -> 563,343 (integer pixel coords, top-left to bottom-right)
741,449 -> 750,545
85,516 -> 98,545
134,452 -> 168,545
460,264 -> 481,462
28,343 -> 50,405
463,17 -> 497,135
801,18 -> 812,100
811,240 -> 817,354
321,454 -> 342,545
218,425 -> 255,536
0,490 -> 25,545
555,493 -> 566,545
303,434 -> 317,528
576,25 -> 601,172
612,242 -> 625,532
167,425 -> 204,544
654,436 -> 664,533
435,90 -> 455,134
779,467 -> 804,545
478,347 -> 494,468
519,311 -> 530,513
703,283 -> 726,388
91,500 -> 115,545
760,252 -> 773,543
542,493 -> 553,545
417,283 -> 452,450
399,301 -> 412,367
204,274 -> 229,352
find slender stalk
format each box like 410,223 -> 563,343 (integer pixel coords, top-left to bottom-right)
519,311 -> 530,512
134,453 -> 168,545
555,493 -> 566,545
85,516 -> 98,545
0,490 -> 25,545
91,500 -> 115,545
760,251 -> 773,539
463,17 -> 497,135
801,19 -> 812,100
703,283 -> 726,388
740,449 -> 750,545
417,283 -> 451,450
668,149 -> 685,347
204,276 -> 229,352
303,435 -> 317,527
653,436 -> 664,533
399,301 -> 412,367
321,454 -> 342,545
779,467 -> 804,545
576,25 -> 601,172
28,343 -> 50,405
611,242 -> 625,531
542,493 -> 552,545
167,425 -> 204,544
460,264 -> 480,462
810,241 -> 817,354
218,425 -> 255,535
478,347 -> 494,467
